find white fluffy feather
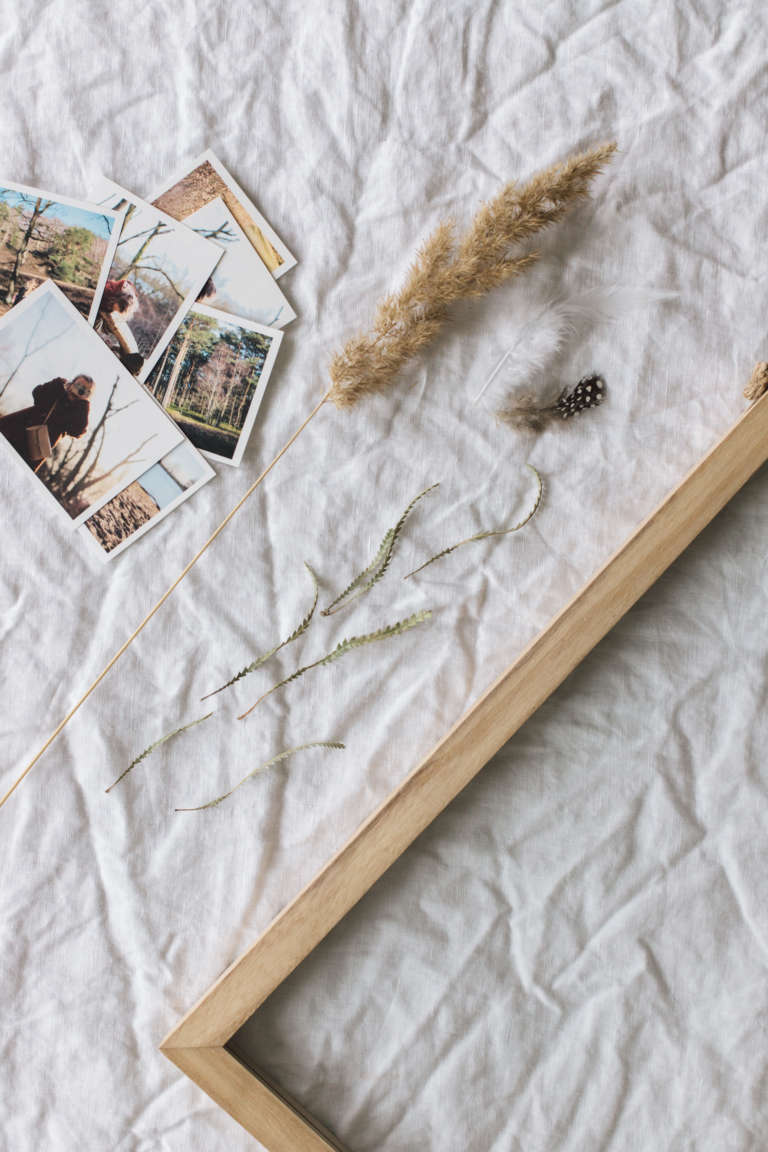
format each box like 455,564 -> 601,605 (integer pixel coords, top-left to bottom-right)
474,285 -> 677,411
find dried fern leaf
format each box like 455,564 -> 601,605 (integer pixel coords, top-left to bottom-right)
404,466 -> 543,579
239,609 -> 432,719
105,711 -> 214,794
321,484 -> 439,616
201,563 -> 319,701
175,741 -> 345,812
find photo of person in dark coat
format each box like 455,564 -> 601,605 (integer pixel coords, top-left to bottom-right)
0,374 -> 94,472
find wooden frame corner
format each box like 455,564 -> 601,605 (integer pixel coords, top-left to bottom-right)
160,393 -> 768,1150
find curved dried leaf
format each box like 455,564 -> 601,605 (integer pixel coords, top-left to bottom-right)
322,484 -> 439,616
106,711 -> 214,794
239,609 -> 432,719
175,741 -> 345,812
201,563 -> 319,700
404,466 -> 543,579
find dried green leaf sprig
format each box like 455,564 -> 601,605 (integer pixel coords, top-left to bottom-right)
238,610 -> 432,719
175,742 -> 345,812
405,466 -> 543,579
201,563 -> 319,701
105,711 -> 214,794
322,484 -> 439,616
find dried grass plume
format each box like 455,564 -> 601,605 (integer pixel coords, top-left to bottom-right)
744,361 -> 768,403
329,142 -> 617,409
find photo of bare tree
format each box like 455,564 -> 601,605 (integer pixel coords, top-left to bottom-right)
0,180 -> 121,322
186,197 -> 296,328
144,303 -> 282,465
90,177 -> 220,381
0,283 -> 182,524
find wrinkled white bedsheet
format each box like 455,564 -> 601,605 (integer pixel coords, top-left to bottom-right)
2,2 -> 768,1150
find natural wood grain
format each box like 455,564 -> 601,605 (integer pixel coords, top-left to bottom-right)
161,1045 -> 344,1151
162,392 -> 768,1058
159,393 -> 768,1152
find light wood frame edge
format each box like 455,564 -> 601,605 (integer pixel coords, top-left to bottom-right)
160,392 -> 768,1150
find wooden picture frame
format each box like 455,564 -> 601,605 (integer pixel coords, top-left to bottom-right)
160,391 -> 768,1151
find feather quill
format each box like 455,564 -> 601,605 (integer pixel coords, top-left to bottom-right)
474,285 -> 677,416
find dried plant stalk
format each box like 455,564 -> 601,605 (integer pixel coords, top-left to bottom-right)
175,741 -> 345,812
6,144 -> 615,811
744,361 -> 768,403
322,484 -> 439,616
201,563 -> 319,701
238,610 -> 432,719
404,466 -> 543,579
105,711 -> 214,794
329,142 -> 617,409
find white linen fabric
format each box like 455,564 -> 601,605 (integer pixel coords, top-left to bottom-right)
1,2 -> 767,1149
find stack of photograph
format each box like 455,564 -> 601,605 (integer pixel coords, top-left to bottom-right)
0,152 -> 296,560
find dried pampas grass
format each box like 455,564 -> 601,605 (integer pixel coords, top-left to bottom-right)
744,362 -> 768,403
329,142 -> 617,409
8,143 -> 616,809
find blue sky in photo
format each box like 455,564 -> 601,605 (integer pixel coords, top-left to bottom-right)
138,462 -> 183,510
0,186 -> 115,238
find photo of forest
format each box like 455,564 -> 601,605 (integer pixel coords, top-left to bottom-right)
91,178 -> 219,378
145,305 -> 280,463
0,184 -> 115,319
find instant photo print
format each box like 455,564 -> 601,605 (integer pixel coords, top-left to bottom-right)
0,282 -> 183,528
150,149 -> 296,279
80,439 -> 214,560
185,197 -> 296,329
89,175 -> 222,384
0,178 -> 124,323
144,302 -> 283,466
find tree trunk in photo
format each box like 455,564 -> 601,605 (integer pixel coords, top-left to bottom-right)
152,340 -> 173,398
3,198 -> 50,305
161,332 -> 190,409
224,361 -> 244,427
204,356 -> 223,423
234,362 -> 254,428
